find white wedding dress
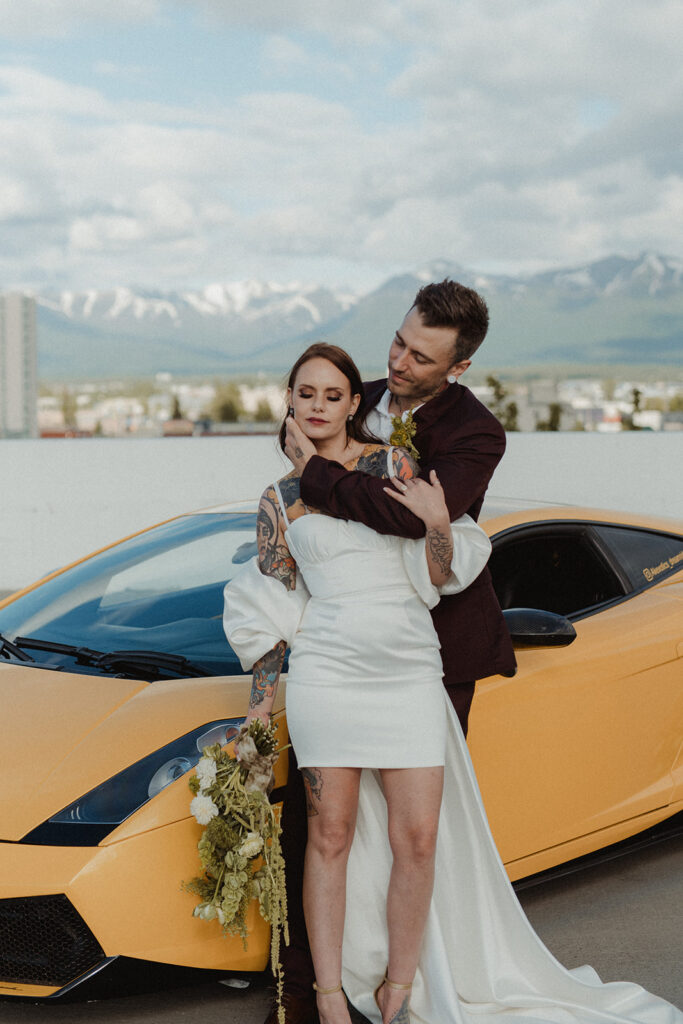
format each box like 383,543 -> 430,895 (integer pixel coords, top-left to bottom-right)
223,504 -> 682,1024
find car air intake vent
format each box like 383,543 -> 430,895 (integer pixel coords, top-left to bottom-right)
0,894 -> 105,987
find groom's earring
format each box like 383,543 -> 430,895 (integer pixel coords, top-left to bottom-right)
447,374 -> 457,384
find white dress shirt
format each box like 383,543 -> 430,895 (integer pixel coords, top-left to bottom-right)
365,388 -> 424,443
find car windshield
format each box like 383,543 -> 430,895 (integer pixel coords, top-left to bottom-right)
0,513 -> 258,677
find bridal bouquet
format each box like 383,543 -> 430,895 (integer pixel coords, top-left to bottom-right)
185,720 -> 289,1021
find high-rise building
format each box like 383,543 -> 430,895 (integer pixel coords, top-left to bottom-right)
0,293 -> 38,439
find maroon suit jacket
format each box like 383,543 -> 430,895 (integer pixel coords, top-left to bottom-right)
300,378 -> 517,685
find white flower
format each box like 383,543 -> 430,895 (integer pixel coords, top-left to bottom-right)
195,756 -> 217,790
238,831 -> 264,858
193,903 -> 217,921
190,794 -> 219,825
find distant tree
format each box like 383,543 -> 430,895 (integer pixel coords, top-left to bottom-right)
170,395 -> 184,420
504,400 -> 519,432
536,402 -> 562,431
631,387 -> 642,414
622,387 -> 643,431
485,374 -> 519,432
61,387 -> 77,428
210,384 -> 243,423
669,394 -> 683,412
253,397 -> 275,422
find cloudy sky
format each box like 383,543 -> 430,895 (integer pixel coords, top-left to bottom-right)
1,0 -> 681,293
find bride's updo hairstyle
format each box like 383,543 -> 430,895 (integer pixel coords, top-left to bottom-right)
279,342 -> 378,453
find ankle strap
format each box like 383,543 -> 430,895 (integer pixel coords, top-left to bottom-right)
313,981 -> 342,994
385,977 -> 413,991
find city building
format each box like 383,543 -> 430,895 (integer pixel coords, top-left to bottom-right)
0,293 -> 38,439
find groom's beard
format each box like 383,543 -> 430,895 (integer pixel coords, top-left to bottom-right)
387,373 -> 449,410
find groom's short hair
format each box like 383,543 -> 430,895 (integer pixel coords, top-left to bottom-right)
413,279 -> 489,362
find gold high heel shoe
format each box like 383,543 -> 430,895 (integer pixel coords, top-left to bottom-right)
373,972 -> 413,1019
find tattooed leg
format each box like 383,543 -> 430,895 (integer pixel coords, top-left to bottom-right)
301,767 -> 324,817
379,993 -> 411,1024
302,768 -> 361,1023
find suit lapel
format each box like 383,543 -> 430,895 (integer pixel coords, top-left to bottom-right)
363,378 -> 388,412
414,382 -> 463,432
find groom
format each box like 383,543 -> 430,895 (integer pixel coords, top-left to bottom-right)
266,278 -> 516,1024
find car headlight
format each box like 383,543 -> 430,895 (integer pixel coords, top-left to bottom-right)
21,719 -> 244,847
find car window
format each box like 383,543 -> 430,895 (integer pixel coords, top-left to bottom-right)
0,514 -> 259,677
593,526 -> 683,591
489,527 -> 626,618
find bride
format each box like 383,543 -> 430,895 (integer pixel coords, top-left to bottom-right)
223,343 -> 682,1024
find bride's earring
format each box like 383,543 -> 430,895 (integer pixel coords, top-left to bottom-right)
288,405 -> 294,417
447,374 -> 457,384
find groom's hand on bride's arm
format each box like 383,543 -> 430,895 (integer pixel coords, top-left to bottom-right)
284,416 -> 317,474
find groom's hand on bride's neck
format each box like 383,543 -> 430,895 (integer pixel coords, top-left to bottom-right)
285,416 -> 316,474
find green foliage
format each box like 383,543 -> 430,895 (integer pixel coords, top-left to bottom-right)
170,394 -> 184,420
536,402 -> 562,431
253,398 -> 275,422
486,375 -> 519,432
184,723 -> 289,1021
389,408 -> 420,459
61,387 -> 77,427
210,383 -> 243,423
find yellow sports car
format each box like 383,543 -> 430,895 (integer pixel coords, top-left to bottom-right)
0,497 -> 681,999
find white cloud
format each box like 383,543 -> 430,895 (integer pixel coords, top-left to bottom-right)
0,0 -> 681,289
0,0 -> 161,38
260,35 -> 353,83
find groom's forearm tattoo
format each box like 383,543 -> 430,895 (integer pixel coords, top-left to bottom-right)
249,641 -> 286,709
257,488 -> 296,591
426,526 -> 452,576
301,768 -> 323,817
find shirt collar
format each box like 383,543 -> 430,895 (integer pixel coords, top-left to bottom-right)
376,388 -> 424,421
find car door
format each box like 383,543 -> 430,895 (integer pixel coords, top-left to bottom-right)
468,521 -> 682,871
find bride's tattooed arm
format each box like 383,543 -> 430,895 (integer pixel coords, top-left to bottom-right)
245,484 -> 297,722
257,485 -> 297,591
249,639 -> 286,713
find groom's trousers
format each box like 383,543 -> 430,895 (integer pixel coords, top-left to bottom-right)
277,679 -> 476,996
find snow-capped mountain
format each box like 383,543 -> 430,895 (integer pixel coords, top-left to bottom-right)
39,280 -> 356,330
34,253 -> 683,378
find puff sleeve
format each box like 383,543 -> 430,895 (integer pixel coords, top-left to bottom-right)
400,514 -> 492,609
223,557 -> 310,671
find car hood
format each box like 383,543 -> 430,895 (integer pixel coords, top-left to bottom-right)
0,662 -> 149,840
0,660 -> 255,842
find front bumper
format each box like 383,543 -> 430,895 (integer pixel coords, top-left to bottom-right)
0,818 -> 270,997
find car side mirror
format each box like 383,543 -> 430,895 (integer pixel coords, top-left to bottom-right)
503,607 -> 577,649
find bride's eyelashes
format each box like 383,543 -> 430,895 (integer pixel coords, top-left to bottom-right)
297,390 -> 342,402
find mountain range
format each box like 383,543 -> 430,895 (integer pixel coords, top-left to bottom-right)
34,252 -> 683,378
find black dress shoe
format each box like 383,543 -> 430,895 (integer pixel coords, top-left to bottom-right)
263,990 -> 320,1024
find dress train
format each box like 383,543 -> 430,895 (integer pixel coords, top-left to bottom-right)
341,694 -> 682,1024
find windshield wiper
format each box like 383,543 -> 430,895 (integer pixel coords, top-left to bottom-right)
94,650 -> 210,679
13,636 -> 209,679
14,637 -> 105,665
0,633 -> 35,663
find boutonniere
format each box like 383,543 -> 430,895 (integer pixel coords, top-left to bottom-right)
389,407 -> 420,461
